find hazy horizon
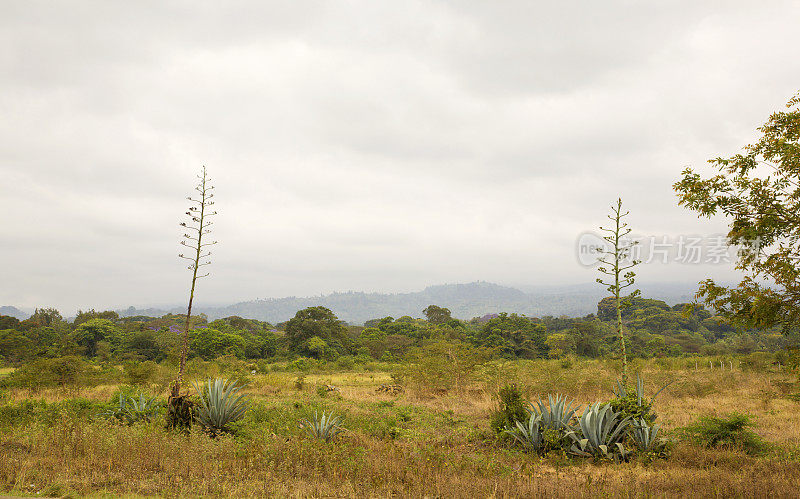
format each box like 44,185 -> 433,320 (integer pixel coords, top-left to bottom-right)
3,280 -> 704,320
3,2 -> 797,313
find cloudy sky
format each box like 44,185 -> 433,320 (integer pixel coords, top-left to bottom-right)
1,1 -> 798,313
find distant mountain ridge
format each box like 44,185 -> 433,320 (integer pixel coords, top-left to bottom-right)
116,281 -> 698,325
0,306 -> 30,320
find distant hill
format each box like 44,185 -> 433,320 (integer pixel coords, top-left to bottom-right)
117,281 -> 699,325
0,306 -> 30,320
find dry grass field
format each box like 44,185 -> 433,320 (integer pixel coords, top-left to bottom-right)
1,358 -> 799,498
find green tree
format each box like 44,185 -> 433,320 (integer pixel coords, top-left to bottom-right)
29,308 -> 63,327
423,305 -> 452,325
401,338 -> 493,393
544,332 -> 576,358
597,296 -> 669,320
0,315 -> 20,330
596,198 -> 641,385
674,92 -> 800,333
0,329 -> 32,363
478,313 -> 547,359
284,306 -> 350,356
126,330 -> 163,361
72,318 -> 121,357
191,327 -> 245,359
74,309 -> 119,326
569,320 -> 608,358
305,336 -> 329,359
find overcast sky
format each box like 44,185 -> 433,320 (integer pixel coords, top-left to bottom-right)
1,1 -> 798,313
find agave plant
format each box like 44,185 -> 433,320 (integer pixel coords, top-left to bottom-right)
192,378 -> 249,434
105,393 -> 161,425
530,394 -> 578,430
566,402 -> 631,461
503,412 -> 544,451
301,411 -> 345,443
632,417 -> 662,451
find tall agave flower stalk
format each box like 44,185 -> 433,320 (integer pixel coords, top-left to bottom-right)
167,167 -> 217,428
596,198 -> 640,386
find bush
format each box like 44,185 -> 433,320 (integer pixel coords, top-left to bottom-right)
401,339 -> 493,394
1,356 -> 86,389
288,358 -> 312,372
490,384 -> 527,434
609,375 -> 669,424
0,398 -> 100,428
124,361 -> 158,385
336,355 -> 355,370
679,412 -> 767,455
609,390 -> 655,424
740,352 -> 774,372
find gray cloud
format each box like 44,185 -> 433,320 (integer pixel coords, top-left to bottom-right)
1,1 -> 798,313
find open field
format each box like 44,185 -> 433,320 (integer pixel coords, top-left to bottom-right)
2,359 -> 800,497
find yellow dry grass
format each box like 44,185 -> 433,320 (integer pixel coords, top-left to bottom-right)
1,359 -> 799,497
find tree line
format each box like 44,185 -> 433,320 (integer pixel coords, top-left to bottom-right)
0,297 -> 788,369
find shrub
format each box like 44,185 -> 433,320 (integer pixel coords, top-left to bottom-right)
402,339 -> 492,393
288,358 -> 312,372
0,398 -> 100,428
387,426 -> 402,439
679,412 -> 767,455
1,356 -> 85,389
609,375 -> 670,424
490,384 -> 527,434
124,361 -> 158,385
336,355 -> 355,370
609,390 -> 654,424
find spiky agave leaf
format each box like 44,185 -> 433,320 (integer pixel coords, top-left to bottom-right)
566,402 -> 631,461
193,377 -> 249,433
632,418 -> 662,451
612,379 -> 627,399
503,412 -> 544,451
127,393 -> 159,412
123,393 -> 160,424
105,393 -> 161,425
613,374 -> 673,407
103,394 -> 128,421
301,411 -> 345,443
530,393 -> 578,430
